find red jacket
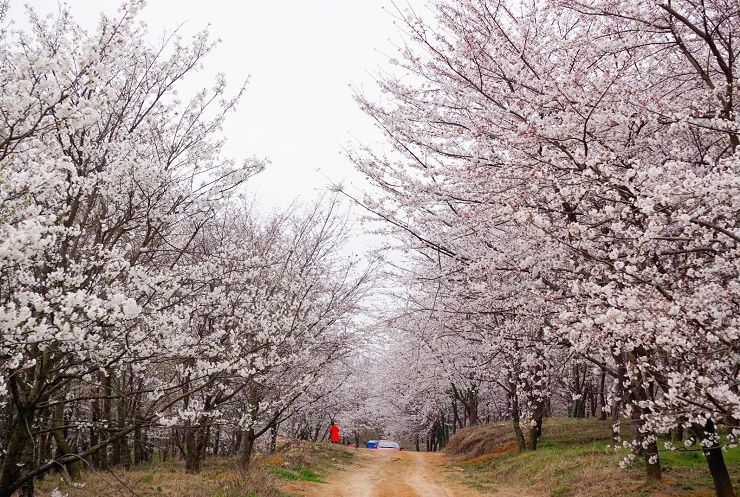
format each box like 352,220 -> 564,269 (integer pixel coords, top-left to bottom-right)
329,424 -> 340,443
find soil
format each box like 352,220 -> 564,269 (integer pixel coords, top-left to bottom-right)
291,448 -> 530,497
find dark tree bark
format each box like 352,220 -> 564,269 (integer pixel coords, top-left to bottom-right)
237,428 -> 257,469
526,401 -> 545,450
598,369 -> 608,421
691,420 -> 736,497
51,402 -> 81,481
452,396 -> 460,432
627,380 -> 661,482
99,372 -> 112,470
507,371 -> 526,451
269,422 -> 279,453
182,415 -> 210,474
0,405 -> 37,497
213,425 -> 221,457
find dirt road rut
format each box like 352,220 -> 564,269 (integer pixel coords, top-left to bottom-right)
293,449 -> 524,497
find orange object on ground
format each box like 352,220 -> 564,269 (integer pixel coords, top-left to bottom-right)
329,423 -> 340,443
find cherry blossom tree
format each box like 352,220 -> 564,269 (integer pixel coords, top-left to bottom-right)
0,2 -> 257,494
350,0 -> 738,495
0,1 -> 375,491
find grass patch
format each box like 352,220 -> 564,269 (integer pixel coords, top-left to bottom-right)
273,466 -> 324,483
447,418 -> 740,497
33,440 -> 352,497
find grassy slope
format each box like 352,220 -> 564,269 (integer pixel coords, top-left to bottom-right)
446,418 -> 740,497
34,441 -> 353,497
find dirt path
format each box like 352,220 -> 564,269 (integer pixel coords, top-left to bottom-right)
292,449 -> 525,497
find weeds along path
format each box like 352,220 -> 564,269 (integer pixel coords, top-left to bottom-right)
293,448 -> 529,497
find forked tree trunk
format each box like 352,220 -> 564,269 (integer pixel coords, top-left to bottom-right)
184,424 -> 202,474
237,428 -> 257,469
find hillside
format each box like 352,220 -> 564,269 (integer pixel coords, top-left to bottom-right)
446,418 -> 740,497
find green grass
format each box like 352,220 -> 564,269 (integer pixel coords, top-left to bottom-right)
448,418 -> 740,497
273,466 -> 325,483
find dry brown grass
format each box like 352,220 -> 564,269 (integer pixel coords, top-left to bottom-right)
32,440 -> 353,497
446,422 -> 517,458
33,456 -> 271,497
446,417 -> 614,459
458,442 -> 519,464
263,437 -> 353,470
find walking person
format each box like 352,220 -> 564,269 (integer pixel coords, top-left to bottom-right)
329,421 -> 340,444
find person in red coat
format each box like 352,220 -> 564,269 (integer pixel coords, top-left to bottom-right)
329,421 -> 340,444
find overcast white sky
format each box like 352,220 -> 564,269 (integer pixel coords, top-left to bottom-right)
9,0 -> 422,240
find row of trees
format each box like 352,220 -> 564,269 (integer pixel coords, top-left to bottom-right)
0,3 -> 370,496
348,1 -> 739,496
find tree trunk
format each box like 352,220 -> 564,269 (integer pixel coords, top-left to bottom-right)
452,397 -> 460,433
37,430 -> 53,472
133,411 -> 149,465
466,387 -> 480,426
570,364 -> 582,418
535,409 -> 544,439
100,372 -> 112,470
90,394 -> 100,468
237,428 -> 257,469
526,401 -> 545,450
269,422 -> 279,453
51,402 -> 81,481
184,422 -> 209,474
598,369 -> 607,420
674,423 -> 684,443
628,384 -> 661,482
692,420 -> 736,497
0,405 -> 37,497
213,425 -> 221,457
508,373 -> 526,451
110,374 -> 123,467
184,430 -> 203,475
